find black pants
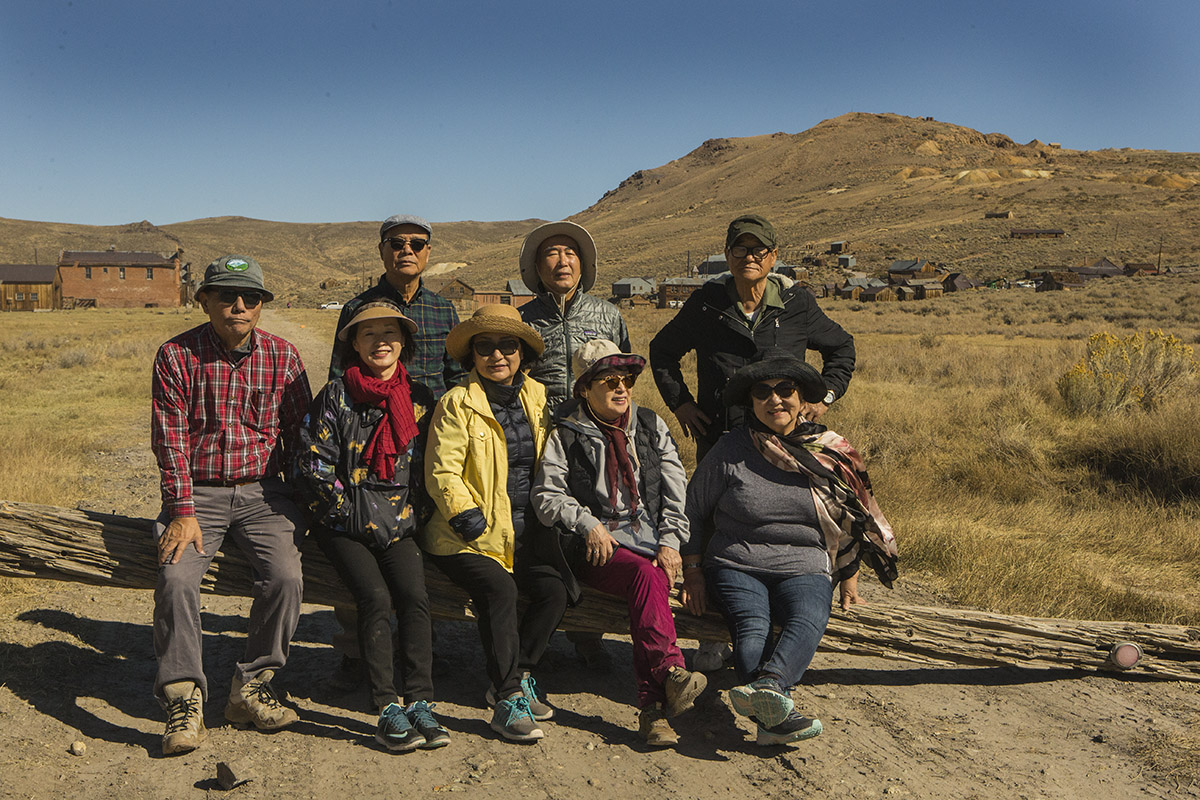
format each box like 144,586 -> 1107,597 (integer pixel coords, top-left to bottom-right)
430,549 -> 568,698
316,532 -> 433,710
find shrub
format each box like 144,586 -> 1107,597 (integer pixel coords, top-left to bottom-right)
1057,330 -> 1197,415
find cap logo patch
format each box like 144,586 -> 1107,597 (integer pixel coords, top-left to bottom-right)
225,259 -> 250,272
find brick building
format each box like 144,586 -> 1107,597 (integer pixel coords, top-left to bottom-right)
58,248 -> 185,308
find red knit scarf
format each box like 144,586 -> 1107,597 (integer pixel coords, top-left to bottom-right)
586,405 -> 640,521
343,362 -> 419,482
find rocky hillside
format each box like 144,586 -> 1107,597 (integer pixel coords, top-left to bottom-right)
3,113 -> 1197,302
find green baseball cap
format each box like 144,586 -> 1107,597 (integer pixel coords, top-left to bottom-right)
725,214 -> 777,250
196,255 -> 274,301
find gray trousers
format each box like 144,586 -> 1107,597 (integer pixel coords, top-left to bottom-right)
153,478 -> 306,703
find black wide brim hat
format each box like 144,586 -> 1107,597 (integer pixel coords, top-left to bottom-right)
723,347 -> 826,408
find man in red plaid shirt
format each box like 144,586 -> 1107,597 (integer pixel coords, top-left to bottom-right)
150,255 -> 312,756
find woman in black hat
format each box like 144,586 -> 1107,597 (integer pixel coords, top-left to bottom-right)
681,348 -> 897,746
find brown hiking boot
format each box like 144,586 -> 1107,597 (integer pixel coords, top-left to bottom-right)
664,666 -> 707,717
224,670 -> 298,731
161,681 -> 206,755
638,703 -> 677,747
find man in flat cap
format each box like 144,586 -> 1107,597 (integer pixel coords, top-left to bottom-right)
151,255 -> 311,755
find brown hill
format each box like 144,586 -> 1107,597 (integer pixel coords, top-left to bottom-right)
2,112 -> 1197,301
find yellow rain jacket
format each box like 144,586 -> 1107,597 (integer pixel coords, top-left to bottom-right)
421,370 -> 549,570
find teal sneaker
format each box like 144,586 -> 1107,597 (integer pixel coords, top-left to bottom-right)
405,700 -> 450,749
485,672 -> 553,721
376,702 -> 422,752
756,711 -> 823,746
489,695 -> 544,742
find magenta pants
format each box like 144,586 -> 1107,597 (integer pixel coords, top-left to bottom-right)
579,547 -> 686,708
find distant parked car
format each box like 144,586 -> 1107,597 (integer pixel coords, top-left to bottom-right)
320,302 -> 344,310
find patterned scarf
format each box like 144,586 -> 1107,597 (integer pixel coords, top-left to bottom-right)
748,416 -> 898,587
343,362 -> 419,482
586,404 -> 640,523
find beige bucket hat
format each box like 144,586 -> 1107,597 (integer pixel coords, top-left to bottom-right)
336,301 -> 418,342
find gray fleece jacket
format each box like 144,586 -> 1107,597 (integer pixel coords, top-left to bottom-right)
532,400 -> 689,557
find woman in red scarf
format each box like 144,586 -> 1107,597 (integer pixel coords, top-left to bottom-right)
532,339 -> 707,748
294,301 -> 449,753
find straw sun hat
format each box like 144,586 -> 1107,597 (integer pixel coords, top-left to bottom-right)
444,304 -> 545,362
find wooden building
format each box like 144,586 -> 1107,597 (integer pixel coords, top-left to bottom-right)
506,278 -> 536,308
984,211 -> 1014,219
1010,229 -> 1065,239
0,265 -> 61,311
860,285 -> 897,302
911,280 -> 944,300
432,277 -> 476,318
696,254 -> 728,275
887,258 -> 937,282
612,277 -> 656,298
658,277 -> 706,308
58,249 -> 184,308
828,241 -> 850,254
941,272 -> 976,292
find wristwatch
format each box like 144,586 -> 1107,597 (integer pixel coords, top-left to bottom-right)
823,390 -> 836,405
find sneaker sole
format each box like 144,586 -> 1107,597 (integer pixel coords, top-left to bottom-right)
162,726 -> 207,756
375,732 -> 423,752
489,720 -> 544,742
756,718 -> 823,746
419,734 -> 451,750
727,686 -> 794,728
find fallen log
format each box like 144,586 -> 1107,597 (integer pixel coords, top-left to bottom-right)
3,500 -> 1199,681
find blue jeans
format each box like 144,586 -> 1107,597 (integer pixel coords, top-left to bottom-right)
706,567 -> 832,687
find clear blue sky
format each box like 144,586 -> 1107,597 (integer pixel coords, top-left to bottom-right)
2,0 -> 1196,226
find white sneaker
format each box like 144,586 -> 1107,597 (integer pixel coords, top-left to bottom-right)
693,641 -> 732,673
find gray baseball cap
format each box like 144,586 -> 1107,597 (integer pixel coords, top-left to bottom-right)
195,255 -> 273,301
380,214 -> 432,240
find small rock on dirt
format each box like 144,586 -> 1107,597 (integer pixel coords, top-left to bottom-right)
69,741 -> 86,756
217,759 -> 252,790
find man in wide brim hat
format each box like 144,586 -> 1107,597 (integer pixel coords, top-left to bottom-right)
723,348 -> 827,409
518,221 -> 598,295
445,304 -> 545,362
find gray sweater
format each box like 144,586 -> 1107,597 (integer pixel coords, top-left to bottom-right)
684,428 -> 830,577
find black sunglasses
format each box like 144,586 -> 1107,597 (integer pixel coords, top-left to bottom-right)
216,289 -> 264,306
472,337 -> 521,357
750,380 -> 798,401
384,236 -> 429,253
729,244 -> 773,259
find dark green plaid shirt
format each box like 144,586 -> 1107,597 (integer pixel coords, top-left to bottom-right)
327,275 -> 466,399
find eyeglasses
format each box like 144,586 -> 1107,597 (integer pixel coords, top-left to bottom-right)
472,337 -> 521,357
729,245 -> 773,259
384,236 -> 429,253
593,373 -> 636,391
750,380 -> 798,401
215,289 -> 264,307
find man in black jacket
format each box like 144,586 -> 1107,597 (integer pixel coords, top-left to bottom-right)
650,214 -> 855,464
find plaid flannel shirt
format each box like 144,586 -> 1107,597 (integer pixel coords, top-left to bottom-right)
327,276 -> 465,399
152,323 -> 312,518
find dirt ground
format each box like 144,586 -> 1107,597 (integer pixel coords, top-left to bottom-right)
3,312 -> 1199,800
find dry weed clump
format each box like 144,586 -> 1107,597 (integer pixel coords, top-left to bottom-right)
1059,397 -> 1200,501
1057,330 -> 1197,415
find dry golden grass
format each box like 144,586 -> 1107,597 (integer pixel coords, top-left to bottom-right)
4,280 -> 1200,624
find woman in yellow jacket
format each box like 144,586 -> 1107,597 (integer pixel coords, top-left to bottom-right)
422,305 -> 568,743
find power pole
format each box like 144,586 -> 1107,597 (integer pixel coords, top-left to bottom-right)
1158,235 -> 1164,270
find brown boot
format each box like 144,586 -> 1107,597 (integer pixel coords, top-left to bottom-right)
638,703 -> 678,747
224,670 -> 298,731
161,681 -> 206,755
664,666 -> 707,717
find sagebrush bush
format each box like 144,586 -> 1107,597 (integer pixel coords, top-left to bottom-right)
1057,329 -> 1197,415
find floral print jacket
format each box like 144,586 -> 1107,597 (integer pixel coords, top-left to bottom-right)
294,377 -> 435,550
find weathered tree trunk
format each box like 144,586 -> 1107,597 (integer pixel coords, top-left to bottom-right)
2,500 -> 1199,681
